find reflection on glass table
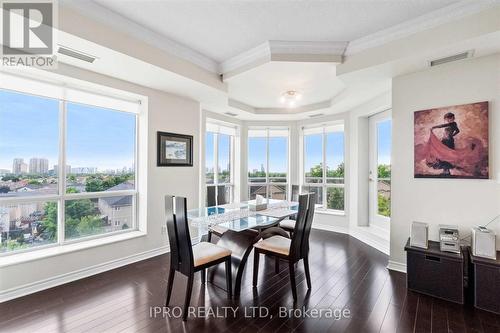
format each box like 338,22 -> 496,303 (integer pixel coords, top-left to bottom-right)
187,199 -> 298,239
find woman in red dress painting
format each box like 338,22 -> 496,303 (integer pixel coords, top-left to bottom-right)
429,112 -> 460,176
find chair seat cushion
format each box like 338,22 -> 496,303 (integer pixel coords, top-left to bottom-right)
279,219 -> 296,230
209,224 -> 228,236
193,242 -> 231,267
254,235 -> 291,256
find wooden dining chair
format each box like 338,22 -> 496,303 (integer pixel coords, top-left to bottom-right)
253,193 -> 316,301
164,195 -> 232,321
279,185 -> 301,236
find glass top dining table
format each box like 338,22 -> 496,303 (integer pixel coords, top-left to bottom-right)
187,198 -> 298,296
187,199 -> 298,235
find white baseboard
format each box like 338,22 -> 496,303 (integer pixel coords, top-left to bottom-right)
350,227 -> 390,255
312,223 -> 349,234
387,260 -> 407,273
0,245 -> 170,303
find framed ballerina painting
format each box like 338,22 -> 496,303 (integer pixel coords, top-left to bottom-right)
414,101 -> 489,179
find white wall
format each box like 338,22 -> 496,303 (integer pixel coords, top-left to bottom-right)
390,54 -> 500,267
0,63 -> 201,296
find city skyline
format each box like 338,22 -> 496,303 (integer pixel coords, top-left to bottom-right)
0,90 -> 136,172
3,157 -> 134,175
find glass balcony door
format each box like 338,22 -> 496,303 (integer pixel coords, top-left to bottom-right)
369,110 -> 392,229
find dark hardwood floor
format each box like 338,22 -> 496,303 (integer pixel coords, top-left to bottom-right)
1,230 -> 499,333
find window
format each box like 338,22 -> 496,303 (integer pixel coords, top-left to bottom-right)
0,75 -> 139,255
205,122 -> 236,206
303,124 -> 345,211
369,112 -> 392,224
248,128 -> 288,200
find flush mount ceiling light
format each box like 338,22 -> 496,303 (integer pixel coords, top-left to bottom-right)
280,90 -> 302,108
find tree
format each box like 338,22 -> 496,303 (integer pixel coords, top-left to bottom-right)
378,194 -> 391,217
5,239 -> 27,251
378,164 -> 391,178
85,174 -> 132,192
327,162 -> 344,179
307,164 -> 323,178
327,187 -> 344,210
41,194 -> 101,240
76,215 -> 104,236
1,175 -> 19,182
41,202 -> 58,240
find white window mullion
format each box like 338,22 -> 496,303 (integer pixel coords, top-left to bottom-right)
322,130 -> 327,208
213,133 -> 219,205
266,129 -> 270,198
134,114 -> 139,230
57,100 -> 67,245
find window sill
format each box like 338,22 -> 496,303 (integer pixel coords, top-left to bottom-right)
315,209 -> 346,217
0,231 -> 147,268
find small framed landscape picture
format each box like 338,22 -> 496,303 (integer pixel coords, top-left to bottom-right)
157,131 -> 193,167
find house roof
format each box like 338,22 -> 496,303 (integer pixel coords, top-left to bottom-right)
100,195 -> 132,207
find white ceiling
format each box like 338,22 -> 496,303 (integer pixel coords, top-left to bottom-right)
226,62 -> 343,108
56,1 -> 498,120
92,0 -> 458,63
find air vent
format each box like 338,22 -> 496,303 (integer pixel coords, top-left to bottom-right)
224,112 -> 238,117
429,51 -> 473,67
58,46 -> 96,63
308,113 -> 324,118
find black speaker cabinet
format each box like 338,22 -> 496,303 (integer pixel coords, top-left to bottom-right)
405,238 -> 464,304
470,251 -> 500,314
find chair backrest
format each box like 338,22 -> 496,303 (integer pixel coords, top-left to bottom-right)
301,193 -> 316,257
206,187 -> 217,206
217,185 -> 229,205
165,195 -> 194,275
289,193 -> 309,259
291,185 -> 300,202
289,193 -> 316,260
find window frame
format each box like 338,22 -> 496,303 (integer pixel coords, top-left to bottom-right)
205,123 -> 236,205
0,87 -> 140,257
302,125 -> 345,212
247,128 -> 289,200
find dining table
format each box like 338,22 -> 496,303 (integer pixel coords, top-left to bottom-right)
187,199 -> 298,296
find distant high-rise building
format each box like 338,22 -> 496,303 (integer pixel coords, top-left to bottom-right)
29,158 -> 49,174
53,165 -> 71,175
12,158 -> 28,174
70,167 -> 96,174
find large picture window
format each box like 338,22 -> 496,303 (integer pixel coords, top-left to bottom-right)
0,79 -> 138,255
303,124 -> 345,211
248,128 -> 288,200
205,122 -> 236,206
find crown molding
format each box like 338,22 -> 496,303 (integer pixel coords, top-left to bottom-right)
228,99 -> 256,113
60,0 -> 219,73
345,0 -> 498,56
269,40 -> 348,55
228,98 -> 332,115
221,41 -> 347,79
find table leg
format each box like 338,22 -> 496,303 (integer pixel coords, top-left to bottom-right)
216,229 -> 259,297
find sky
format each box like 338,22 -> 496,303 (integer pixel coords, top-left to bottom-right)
377,119 -> 392,165
304,132 -> 344,172
209,126 -> 391,176
0,89 -> 135,172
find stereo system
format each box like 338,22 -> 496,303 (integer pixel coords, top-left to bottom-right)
439,225 -> 461,254
472,226 -> 497,260
410,222 -> 497,259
